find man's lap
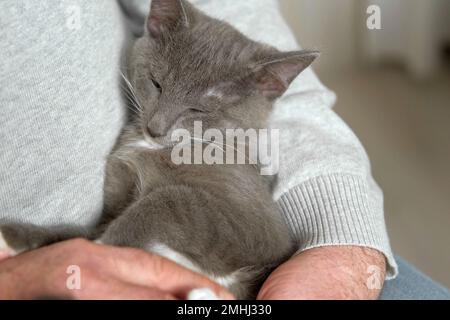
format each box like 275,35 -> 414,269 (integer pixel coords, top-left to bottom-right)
0,0 -> 129,227
380,256 -> 450,300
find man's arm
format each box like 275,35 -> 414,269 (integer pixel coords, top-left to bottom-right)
258,246 -> 386,300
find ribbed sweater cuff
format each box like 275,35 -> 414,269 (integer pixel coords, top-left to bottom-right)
277,174 -> 398,279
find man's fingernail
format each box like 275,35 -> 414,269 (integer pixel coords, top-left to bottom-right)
187,288 -> 220,300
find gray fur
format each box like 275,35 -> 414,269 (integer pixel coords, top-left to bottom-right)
1,0 -> 318,299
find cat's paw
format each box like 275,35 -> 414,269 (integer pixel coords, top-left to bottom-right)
187,288 -> 220,300
0,229 -> 16,260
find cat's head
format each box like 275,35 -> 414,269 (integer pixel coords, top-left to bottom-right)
128,0 -> 318,147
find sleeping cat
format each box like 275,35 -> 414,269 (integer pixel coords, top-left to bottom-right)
0,0 -> 318,299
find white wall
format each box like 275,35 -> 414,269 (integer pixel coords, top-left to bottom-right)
360,0 -> 443,79
438,0 -> 450,43
279,0 -> 359,74
279,0 -> 448,78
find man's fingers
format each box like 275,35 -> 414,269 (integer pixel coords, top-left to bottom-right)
155,259 -> 235,300
0,239 -> 230,300
104,245 -> 235,300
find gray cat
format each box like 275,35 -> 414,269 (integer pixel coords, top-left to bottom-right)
0,0 -> 318,299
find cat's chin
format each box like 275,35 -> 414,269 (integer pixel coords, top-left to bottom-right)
143,137 -> 167,150
128,137 -> 166,151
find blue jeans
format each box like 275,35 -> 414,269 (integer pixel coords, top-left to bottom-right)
380,257 -> 450,300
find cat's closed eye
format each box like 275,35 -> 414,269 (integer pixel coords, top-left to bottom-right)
152,79 -> 162,93
189,108 -> 205,114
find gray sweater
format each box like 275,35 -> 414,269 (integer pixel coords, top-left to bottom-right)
0,0 -> 397,278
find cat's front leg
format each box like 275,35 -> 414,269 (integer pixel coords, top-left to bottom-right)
0,224 -> 48,255
101,156 -> 137,225
0,224 -> 89,255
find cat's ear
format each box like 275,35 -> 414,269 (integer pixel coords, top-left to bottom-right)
147,0 -> 189,37
249,50 -> 320,99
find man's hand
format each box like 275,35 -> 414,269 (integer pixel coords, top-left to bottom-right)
0,239 -> 234,300
257,246 -> 386,300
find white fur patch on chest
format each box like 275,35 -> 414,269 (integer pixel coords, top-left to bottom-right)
148,243 -> 238,290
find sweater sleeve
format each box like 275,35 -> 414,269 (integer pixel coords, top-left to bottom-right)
119,0 -> 398,278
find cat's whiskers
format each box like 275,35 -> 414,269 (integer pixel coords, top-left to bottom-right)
120,72 -> 144,113
120,84 -> 142,116
120,81 -> 142,112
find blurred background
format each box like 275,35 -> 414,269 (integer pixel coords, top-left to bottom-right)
280,0 -> 450,287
